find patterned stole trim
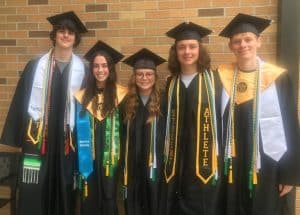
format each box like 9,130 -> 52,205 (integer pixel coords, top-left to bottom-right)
164,77 -> 180,183
103,109 -> 120,177
22,154 -> 41,184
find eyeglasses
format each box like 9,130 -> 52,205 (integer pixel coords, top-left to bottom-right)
135,72 -> 155,79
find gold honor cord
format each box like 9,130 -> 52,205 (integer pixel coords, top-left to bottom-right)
91,117 -> 95,160
195,74 -> 217,184
27,119 -> 43,144
148,119 -> 153,168
209,71 -> 218,181
111,113 -> 115,165
164,77 -> 180,183
124,120 -> 130,186
106,113 -> 115,176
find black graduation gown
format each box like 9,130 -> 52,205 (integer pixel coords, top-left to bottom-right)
0,58 -> 81,215
162,73 -> 225,215
217,70 -> 300,215
124,95 -> 165,215
79,95 -> 126,215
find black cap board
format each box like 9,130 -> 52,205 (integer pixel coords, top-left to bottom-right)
123,48 -> 166,70
84,40 -> 124,64
47,11 -> 88,34
219,13 -> 271,38
166,22 -> 212,41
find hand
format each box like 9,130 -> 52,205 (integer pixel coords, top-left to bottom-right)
278,184 -> 293,197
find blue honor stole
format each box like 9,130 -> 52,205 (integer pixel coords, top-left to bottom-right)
76,102 -> 93,197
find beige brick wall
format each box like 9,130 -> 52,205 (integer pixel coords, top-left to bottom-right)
0,0 -> 279,131
1,0 -> 298,214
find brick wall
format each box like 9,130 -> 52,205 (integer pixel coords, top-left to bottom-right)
0,0 -> 279,131
1,0 -> 298,214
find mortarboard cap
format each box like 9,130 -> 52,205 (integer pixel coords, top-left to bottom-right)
84,40 -> 124,64
123,48 -> 166,70
47,11 -> 88,34
219,13 -> 271,38
166,22 -> 212,41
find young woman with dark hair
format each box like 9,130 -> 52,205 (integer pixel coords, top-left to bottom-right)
74,41 -> 127,215
122,48 -> 166,215
162,22 -> 225,215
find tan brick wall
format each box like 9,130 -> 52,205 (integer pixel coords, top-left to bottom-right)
0,0 -> 279,131
1,0 -> 297,214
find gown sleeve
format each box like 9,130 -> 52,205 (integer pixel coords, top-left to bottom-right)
0,59 -> 37,147
276,72 -> 300,185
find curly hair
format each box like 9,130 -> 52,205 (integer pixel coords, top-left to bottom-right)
168,40 -> 211,76
124,70 -> 161,123
81,51 -> 117,117
49,22 -> 81,48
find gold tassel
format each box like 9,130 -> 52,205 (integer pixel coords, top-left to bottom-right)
124,174 -> 128,186
231,142 -> 236,157
229,165 -> 233,184
253,171 -> 257,184
106,164 -> 109,176
84,181 -> 88,197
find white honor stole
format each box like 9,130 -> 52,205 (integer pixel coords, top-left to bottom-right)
28,51 -> 85,131
221,62 -> 287,170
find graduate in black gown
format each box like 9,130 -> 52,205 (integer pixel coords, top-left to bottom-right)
217,13 -> 300,215
122,48 -> 166,215
0,11 -> 87,215
162,22 -> 225,215
74,40 -> 127,215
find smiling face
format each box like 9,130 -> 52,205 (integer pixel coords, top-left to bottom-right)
92,55 -> 110,88
54,28 -> 76,50
135,68 -> 156,96
229,32 -> 261,62
175,39 -> 200,67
